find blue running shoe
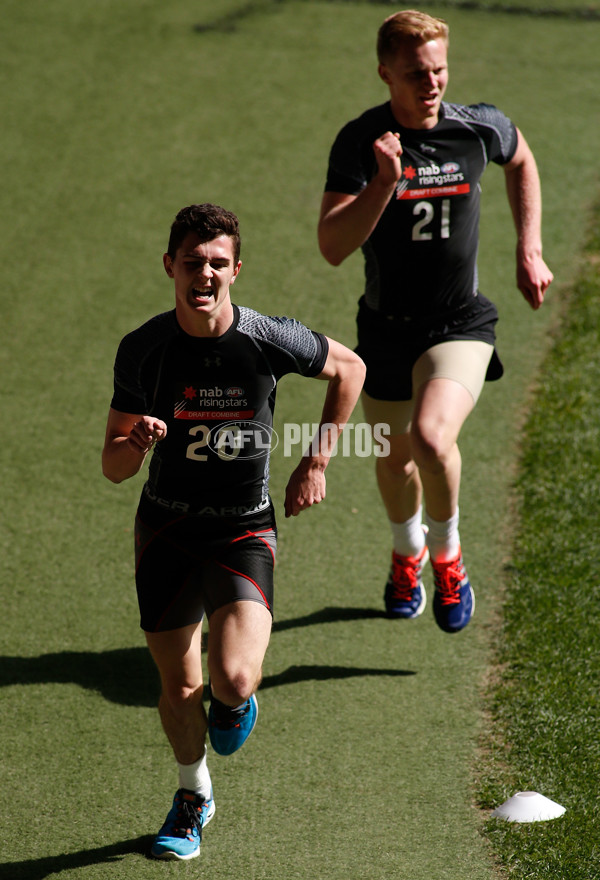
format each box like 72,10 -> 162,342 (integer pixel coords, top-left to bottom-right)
432,550 -> 475,633
384,544 -> 429,619
208,694 -> 258,756
151,788 -> 215,861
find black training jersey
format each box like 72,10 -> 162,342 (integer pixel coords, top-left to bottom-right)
110,305 -> 328,514
324,101 -> 518,318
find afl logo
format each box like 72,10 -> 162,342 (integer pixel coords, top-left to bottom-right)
209,420 -> 278,461
226,386 -> 244,397
441,162 -> 460,174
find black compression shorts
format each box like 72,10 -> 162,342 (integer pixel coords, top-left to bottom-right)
356,294 -> 503,400
134,493 -> 277,632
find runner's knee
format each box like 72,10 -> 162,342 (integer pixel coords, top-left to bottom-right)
377,448 -> 418,480
209,664 -> 260,707
376,434 -> 415,476
160,679 -> 204,714
410,418 -> 454,472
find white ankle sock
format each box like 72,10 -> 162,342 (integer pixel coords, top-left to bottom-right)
390,508 -> 426,557
425,509 -> 460,562
178,747 -> 212,797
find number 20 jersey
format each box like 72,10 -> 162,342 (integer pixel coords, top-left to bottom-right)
110,305 -> 328,512
324,101 -> 518,319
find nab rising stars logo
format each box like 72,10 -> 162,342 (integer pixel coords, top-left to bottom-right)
174,383 -> 253,420
396,159 -> 468,200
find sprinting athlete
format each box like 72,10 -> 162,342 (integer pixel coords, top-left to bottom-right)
102,203 -> 365,861
318,9 -> 553,632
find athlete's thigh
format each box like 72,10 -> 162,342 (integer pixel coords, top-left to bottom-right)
135,501 -> 212,633
207,599 -> 272,680
361,390 -> 415,437
411,340 -> 493,439
413,376 -> 475,443
412,340 -> 493,405
145,622 -> 204,690
203,521 -> 276,618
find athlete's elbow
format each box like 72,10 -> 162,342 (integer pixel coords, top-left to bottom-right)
348,356 -> 367,396
102,454 -> 128,484
318,237 -> 346,266
102,464 -> 125,484
317,222 -> 344,265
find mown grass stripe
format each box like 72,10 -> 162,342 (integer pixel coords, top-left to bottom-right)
480,203 -> 600,878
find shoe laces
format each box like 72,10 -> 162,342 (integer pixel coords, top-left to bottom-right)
168,793 -> 204,840
390,551 -> 422,600
210,699 -> 249,731
433,556 -> 465,606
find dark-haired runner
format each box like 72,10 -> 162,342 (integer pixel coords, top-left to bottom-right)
102,203 -> 365,860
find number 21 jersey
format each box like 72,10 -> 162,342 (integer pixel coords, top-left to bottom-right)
324,101 -> 518,318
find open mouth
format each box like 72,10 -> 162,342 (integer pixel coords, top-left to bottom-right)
191,287 -> 214,301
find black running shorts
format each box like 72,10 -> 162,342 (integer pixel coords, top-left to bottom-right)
356,294 -> 503,401
134,494 -> 277,632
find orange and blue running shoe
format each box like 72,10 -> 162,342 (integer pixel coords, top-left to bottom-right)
151,788 -> 215,861
431,550 -> 474,633
384,544 -> 429,619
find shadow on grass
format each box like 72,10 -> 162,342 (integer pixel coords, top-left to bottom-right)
0,606 -> 410,704
0,835 -> 155,879
0,647 -> 160,707
261,663 -> 415,689
1,607 -> 413,877
272,605 -> 388,632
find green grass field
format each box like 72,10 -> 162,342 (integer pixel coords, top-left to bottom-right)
479,205 -> 600,879
1,1 -> 599,878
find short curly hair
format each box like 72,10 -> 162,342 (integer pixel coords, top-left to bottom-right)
166,204 -> 241,263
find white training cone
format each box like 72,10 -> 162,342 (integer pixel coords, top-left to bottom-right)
492,791 -> 566,823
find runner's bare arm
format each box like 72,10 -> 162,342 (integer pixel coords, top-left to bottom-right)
284,339 -> 365,516
318,132 -> 403,265
102,408 -> 167,483
503,128 -> 553,310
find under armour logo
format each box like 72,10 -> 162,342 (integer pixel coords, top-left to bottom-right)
203,356 -> 222,367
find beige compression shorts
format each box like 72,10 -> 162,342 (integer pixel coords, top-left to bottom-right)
361,340 -> 494,436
